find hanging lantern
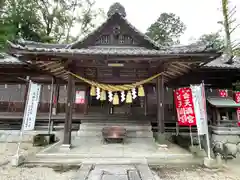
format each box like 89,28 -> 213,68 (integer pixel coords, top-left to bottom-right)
138,85 -> 145,97
90,86 -> 96,96
132,88 -> 137,99
108,91 -> 113,102
113,93 -> 119,105
96,87 -> 101,99
126,91 -> 133,103
100,90 -> 106,101
121,91 -> 125,102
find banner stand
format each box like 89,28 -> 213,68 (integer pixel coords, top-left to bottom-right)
15,81 -> 41,159
202,82 -> 211,159
198,134 -> 202,149
47,77 -> 54,134
16,81 -> 32,157
189,126 -> 193,147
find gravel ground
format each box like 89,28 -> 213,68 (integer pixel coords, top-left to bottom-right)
1,142 -> 240,180
152,166 -> 240,180
0,142 -> 75,180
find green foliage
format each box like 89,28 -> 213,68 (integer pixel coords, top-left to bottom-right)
0,0 -> 103,50
233,48 -> 240,56
145,13 -> 186,46
196,32 -> 224,50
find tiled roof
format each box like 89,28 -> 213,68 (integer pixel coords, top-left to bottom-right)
0,53 -> 23,65
7,41 -> 219,56
17,39 -> 69,49
204,54 -> 240,69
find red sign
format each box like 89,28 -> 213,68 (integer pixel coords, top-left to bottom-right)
174,87 -> 196,126
237,109 -> 240,126
235,92 -> 240,103
218,89 -> 228,97
234,92 -> 240,126
75,91 -> 85,104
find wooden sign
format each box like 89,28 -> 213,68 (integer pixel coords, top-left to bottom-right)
75,91 -> 85,104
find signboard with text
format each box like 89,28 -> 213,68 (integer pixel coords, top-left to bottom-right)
22,82 -> 41,131
191,84 -> 208,135
174,87 -> 196,126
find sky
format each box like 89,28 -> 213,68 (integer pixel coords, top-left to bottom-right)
93,0 -> 240,45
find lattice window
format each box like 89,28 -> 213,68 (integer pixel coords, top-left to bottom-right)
96,35 -> 110,45
118,35 -> 134,45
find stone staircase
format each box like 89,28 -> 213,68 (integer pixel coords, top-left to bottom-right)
76,119 -> 154,141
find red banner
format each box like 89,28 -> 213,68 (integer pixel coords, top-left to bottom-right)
218,89 -> 228,97
174,87 -> 196,126
234,92 -> 240,126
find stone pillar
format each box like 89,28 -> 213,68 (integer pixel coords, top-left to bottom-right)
156,75 -> 165,143
61,74 -> 74,149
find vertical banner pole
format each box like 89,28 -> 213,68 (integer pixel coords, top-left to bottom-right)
16,80 -> 31,156
189,126 -> 193,147
198,134 -> 202,149
202,82 -> 211,159
48,77 -> 54,134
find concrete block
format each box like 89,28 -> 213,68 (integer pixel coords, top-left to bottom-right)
11,154 -> 25,167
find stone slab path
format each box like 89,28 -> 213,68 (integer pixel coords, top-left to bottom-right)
71,163 -> 161,180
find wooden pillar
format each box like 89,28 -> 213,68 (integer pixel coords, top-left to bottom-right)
52,83 -> 60,115
156,76 -> 165,134
144,88 -> 148,116
84,86 -> 88,115
62,74 -> 74,147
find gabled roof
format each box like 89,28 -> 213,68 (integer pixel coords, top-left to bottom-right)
67,13 -> 160,49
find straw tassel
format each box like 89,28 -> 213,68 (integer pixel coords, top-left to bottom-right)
138,85 -> 145,97
90,86 -> 96,96
100,90 -> 106,101
126,91 -> 132,104
112,93 -> 119,105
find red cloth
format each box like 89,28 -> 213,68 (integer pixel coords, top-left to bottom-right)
174,87 -> 196,126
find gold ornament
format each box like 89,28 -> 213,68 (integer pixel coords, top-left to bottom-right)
100,90 -> 106,101
90,86 -> 96,96
138,85 -> 145,97
113,93 -> 119,105
126,91 -> 133,103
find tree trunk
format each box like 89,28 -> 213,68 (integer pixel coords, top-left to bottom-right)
222,0 -> 233,63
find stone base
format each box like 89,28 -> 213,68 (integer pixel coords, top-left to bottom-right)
11,154 -> 25,167
203,157 -> 222,169
59,144 -> 71,151
156,133 -> 166,144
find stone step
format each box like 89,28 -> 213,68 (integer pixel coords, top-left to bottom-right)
25,155 -> 200,167
81,122 -> 151,126
76,130 -> 153,138
79,124 -> 152,131
81,119 -> 151,123
72,136 -> 156,144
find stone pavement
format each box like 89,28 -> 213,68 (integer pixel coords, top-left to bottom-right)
71,163 -> 161,180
